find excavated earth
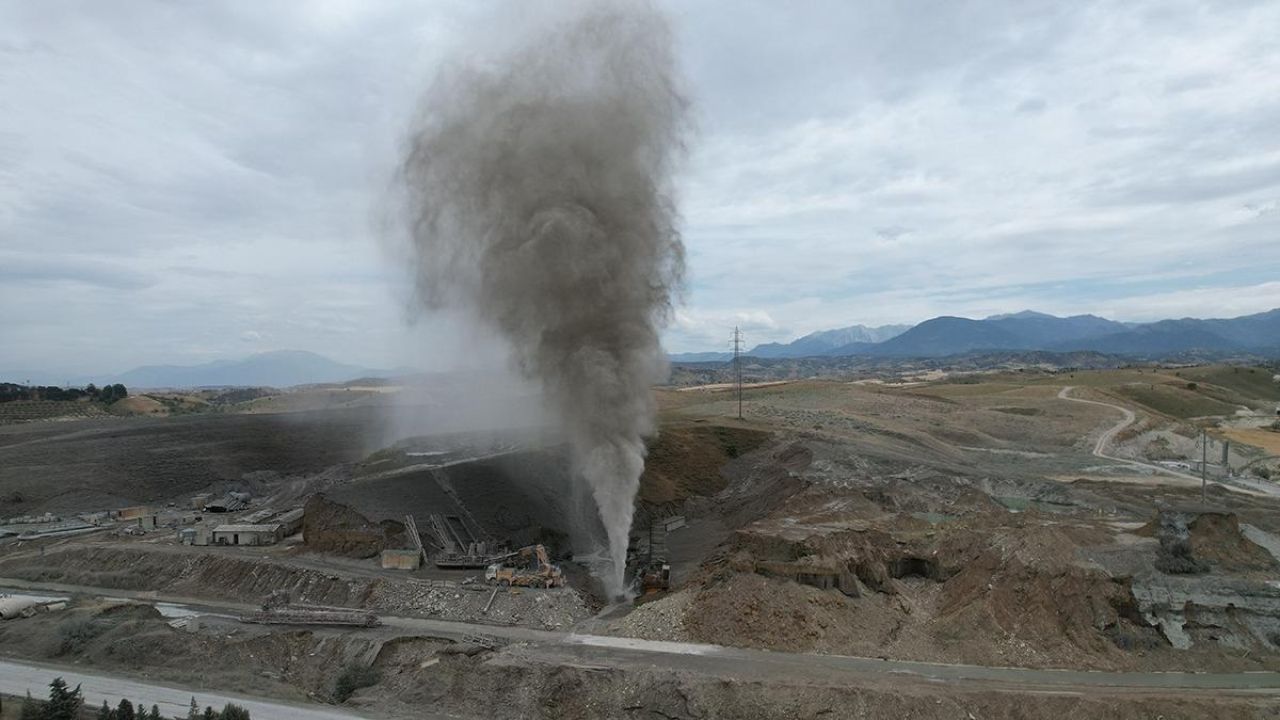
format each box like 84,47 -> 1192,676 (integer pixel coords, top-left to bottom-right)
612,435 -> 1280,675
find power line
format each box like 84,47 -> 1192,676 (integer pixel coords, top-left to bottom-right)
731,326 -> 743,420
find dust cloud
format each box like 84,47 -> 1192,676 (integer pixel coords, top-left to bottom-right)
395,1 -> 689,596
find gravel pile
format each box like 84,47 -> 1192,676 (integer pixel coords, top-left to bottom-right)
372,581 -> 592,629
608,589 -> 694,641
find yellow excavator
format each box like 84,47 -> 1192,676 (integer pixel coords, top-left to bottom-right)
484,544 -> 565,588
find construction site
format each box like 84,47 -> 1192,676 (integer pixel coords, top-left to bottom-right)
5,1 -> 1280,717
2,364 -> 1280,718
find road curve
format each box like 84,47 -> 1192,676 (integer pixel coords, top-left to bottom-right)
1057,385 -> 1205,482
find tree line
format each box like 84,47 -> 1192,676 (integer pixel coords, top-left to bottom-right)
0,383 -> 128,404
2,678 -> 250,720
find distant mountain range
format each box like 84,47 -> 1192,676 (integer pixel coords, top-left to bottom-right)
110,350 -> 408,389
669,309 -> 1280,362
670,323 -> 911,362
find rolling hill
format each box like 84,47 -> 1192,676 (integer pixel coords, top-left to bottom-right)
113,350 -> 408,389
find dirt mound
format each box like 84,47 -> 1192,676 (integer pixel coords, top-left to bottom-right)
108,396 -> 167,416
639,425 -> 770,505
1139,510 -> 1276,573
644,488 -> 1162,670
684,441 -> 809,528
303,493 -> 405,558
0,546 -> 379,609
1188,512 -> 1277,571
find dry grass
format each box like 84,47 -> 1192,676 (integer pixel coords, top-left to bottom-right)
1221,427 -> 1280,455
640,424 -> 770,504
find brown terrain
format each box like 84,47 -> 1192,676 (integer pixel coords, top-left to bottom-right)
2,364 -> 1280,718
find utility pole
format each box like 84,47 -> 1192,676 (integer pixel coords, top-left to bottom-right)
1201,428 -> 1208,503
732,326 -> 743,420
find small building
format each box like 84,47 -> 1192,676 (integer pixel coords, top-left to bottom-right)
135,514 -> 159,531
211,523 -> 281,546
275,508 -> 305,537
205,495 -> 247,513
115,506 -> 150,521
380,549 -> 421,570
177,526 -> 211,546
190,494 -> 212,510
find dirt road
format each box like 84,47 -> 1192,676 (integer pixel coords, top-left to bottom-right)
1059,385 -> 1280,497
5,578 -> 1280,697
1058,386 -> 1206,482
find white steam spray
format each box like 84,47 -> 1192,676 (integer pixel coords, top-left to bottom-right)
396,1 -> 688,597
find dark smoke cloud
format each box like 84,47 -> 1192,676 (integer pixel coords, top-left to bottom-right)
397,1 -> 688,595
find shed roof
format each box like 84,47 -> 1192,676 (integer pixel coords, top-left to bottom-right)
211,524 -> 280,534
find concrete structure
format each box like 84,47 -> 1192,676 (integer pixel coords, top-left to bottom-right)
211,523 -> 281,546
242,509 -> 277,524
190,494 -> 212,510
135,514 -> 159,531
115,506 -> 150,521
0,597 -> 39,620
275,508 -> 304,537
205,495 -> 247,513
380,549 -> 421,570
661,515 -> 686,532
178,525 -> 211,546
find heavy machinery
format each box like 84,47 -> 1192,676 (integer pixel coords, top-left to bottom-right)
637,559 -> 671,595
485,544 -> 564,588
415,513 -> 507,569
628,521 -> 672,596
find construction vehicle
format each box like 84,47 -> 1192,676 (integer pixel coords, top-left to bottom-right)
637,559 -> 671,595
627,521 -> 672,596
485,544 -> 564,588
417,513 -> 508,569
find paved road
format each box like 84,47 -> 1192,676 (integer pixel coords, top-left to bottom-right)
0,659 -> 408,720
5,578 -> 1280,696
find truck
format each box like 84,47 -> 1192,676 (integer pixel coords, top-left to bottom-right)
485,544 -> 565,588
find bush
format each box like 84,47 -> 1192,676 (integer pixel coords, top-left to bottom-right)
56,619 -> 103,656
1255,466 -> 1272,480
1155,539 -> 1209,575
333,664 -> 381,702
218,704 -> 250,720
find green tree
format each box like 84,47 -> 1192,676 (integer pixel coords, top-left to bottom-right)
148,704 -> 161,720
186,697 -> 199,720
200,707 -> 216,720
218,703 -> 250,720
44,678 -> 83,720
116,699 -> 135,720
97,700 -> 113,720
19,692 -> 41,720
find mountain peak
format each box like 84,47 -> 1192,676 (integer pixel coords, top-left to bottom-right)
985,310 -> 1056,321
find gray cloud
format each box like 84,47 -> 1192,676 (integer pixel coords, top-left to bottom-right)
2,0 -> 1279,369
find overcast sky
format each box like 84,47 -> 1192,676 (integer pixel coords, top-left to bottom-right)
3,0 -> 1279,376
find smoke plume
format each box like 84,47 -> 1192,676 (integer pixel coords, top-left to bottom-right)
397,2 -> 688,596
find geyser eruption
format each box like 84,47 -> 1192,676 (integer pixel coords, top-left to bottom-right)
397,2 -> 688,596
